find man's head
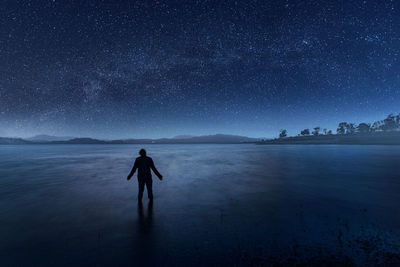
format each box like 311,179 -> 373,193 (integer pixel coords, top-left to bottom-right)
139,149 -> 146,157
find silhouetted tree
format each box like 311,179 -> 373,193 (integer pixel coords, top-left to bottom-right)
312,127 -> 320,136
337,122 -> 347,135
357,123 -> 370,133
346,123 -> 356,135
274,113 -> 400,140
371,120 -> 383,132
279,129 -> 287,138
382,114 -> 397,131
300,129 -> 310,136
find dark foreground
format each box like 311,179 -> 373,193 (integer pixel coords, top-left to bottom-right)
1,144 -> 400,266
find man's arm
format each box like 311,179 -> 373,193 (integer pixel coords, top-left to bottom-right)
127,159 -> 137,180
150,158 -> 163,180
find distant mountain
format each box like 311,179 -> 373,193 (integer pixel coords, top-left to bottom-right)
26,134 -> 74,142
1,134 -> 260,145
168,134 -> 259,144
48,134 -> 258,144
121,134 -> 259,144
109,138 -> 154,144
0,137 -> 31,144
172,135 -> 195,139
53,138 -> 107,144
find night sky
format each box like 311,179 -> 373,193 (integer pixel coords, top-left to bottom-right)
1,0 -> 399,139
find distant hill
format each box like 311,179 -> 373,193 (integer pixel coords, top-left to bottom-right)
170,134 -> 258,144
172,135 -> 195,139
0,134 -> 260,145
52,138 -> 107,144
26,135 -> 74,142
57,134 -> 259,144
0,137 -> 31,144
3,132 -> 400,145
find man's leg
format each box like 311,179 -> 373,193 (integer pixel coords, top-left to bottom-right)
146,179 -> 153,200
138,179 -> 145,202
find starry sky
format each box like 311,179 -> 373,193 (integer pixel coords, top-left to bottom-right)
1,0 -> 399,139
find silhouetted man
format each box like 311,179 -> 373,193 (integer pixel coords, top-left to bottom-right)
127,149 -> 163,202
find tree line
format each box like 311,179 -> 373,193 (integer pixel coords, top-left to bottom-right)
278,113 -> 400,138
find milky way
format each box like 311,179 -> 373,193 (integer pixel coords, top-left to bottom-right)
1,0 -> 399,138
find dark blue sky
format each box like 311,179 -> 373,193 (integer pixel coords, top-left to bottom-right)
1,0 -> 399,138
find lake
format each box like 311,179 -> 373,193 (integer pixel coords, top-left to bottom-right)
1,144 -> 400,265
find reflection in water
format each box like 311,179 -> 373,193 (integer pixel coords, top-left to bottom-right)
138,201 -> 153,234
135,200 -> 156,266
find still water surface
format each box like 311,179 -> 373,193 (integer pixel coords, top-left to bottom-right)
1,144 -> 399,265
